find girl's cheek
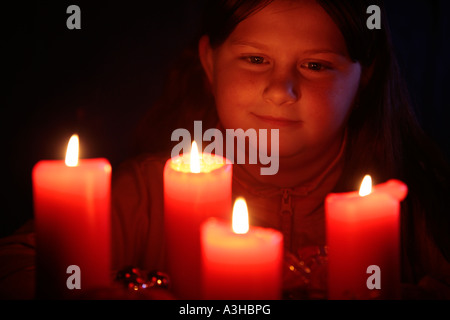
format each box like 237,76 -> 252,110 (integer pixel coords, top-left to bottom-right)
301,83 -> 351,125
222,74 -> 262,105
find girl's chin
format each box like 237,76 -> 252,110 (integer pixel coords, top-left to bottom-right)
277,148 -> 307,159
264,143 -> 307,159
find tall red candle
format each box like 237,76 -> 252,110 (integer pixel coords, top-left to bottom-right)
164,141 -> 232,299
33,134 -> 112,298
325,176 -> 408,300
201,198 -> 283,300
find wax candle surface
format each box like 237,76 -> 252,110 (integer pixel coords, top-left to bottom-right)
164,144 -> 232,299
201,198 -> 283,300
33,135 -> 111,298
326,178 -> 408,300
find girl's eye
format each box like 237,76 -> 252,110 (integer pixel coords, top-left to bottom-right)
302,62 -> 327,72
245,56 -> 267,65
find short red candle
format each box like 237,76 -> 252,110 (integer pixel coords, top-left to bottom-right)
201,198 -> 283,300
164,142 -> 232,299
32,135 -> 112,298
325,177 -> 408,300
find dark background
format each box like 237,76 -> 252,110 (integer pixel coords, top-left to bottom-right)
2,1 -> 449,237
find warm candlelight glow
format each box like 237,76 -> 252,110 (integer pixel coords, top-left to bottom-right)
190,141 -> 201,173
33,136 -> 112,297
232,197 -> 249,234
164,141 -> 233,299
326,176 -> 407,299
65,134 -> 79,167
359,175 -> 372,197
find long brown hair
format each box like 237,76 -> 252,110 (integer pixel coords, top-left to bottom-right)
133,0 -> 450,278
316,0 -> 450,280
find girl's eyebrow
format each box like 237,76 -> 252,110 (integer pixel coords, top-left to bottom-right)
230,40 -> 347,58
301,49 -> 348,59
230,40 -> 270,51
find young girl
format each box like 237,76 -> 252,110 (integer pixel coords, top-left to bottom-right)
0,0 -> 448,300
113,0 -> 450,299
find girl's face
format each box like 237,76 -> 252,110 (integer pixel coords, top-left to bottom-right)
200,0 -> 363,159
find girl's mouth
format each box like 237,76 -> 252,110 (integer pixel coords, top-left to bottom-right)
251,113 -> 302,127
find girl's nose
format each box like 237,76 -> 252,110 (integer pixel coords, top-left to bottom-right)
262,70 -> 299,106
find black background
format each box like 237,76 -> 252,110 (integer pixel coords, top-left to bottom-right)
2,0 -> 449,237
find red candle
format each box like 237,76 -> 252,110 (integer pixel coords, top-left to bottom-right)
33,134 -> 112,298
164,141 -> 232,299
201,198 -> 283,300
325,176 -> 408,300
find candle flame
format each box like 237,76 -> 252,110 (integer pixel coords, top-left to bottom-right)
359,175 -> 372,197
65,134 -> 79,167
190,141 -> 201,173
232,197 -> 249,234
